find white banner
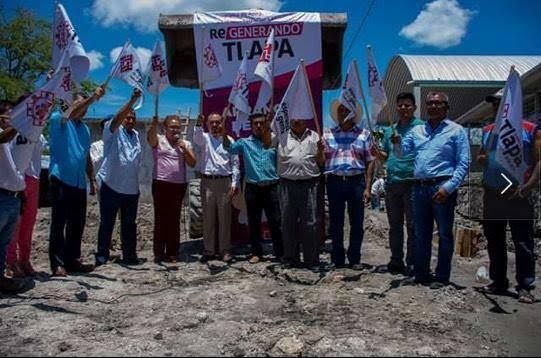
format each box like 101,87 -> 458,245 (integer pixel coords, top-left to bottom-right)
53,3 -> 89,83
146,41 -> 170,96
271,61 -> 315,145
367,45 -> 387,127
339,60 -> 364,123
111,41 -> 145,110
494,67 -> 528,184
200,28 -> 223,87
228,52 -> 250,114
254,28 -> 275,112
11,51 -> 70,142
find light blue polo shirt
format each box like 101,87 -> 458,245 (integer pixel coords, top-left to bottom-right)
49,111 -> 91,189
228,135 -> 278,184
97,119 -> 142,195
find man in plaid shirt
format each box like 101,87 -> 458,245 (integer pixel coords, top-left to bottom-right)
323,100 -> 375,269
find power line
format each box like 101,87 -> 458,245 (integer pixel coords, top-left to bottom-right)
343,0 -> 378,60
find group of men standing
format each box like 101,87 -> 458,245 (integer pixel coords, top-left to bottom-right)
0,86 -> 537,304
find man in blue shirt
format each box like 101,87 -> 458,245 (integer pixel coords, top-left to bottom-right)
476,94 -> 538,304
396,91 -> 470,288
48,86 -> 104,276
224,113 -> 283,264
95,89 -> 144,267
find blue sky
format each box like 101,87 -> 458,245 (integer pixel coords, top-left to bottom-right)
4,0 -> 541,128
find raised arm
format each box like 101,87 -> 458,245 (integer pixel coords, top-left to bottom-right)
69,86 -> 105,120
109,88 -> 141,133
179,140 -> 196,168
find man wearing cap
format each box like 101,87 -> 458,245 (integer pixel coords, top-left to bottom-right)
95,88 -> 144,267
48,86 -> 105,276
224,113 -> 283,264
396,91 -> 470,289
194,113 -> 240,264
476,93 -> 540,304
323,99 -> 375,269
374,92 -> 424,275
277,115 -> 325,269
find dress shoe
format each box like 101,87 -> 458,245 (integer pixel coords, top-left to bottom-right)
199,255 -> 213,264
249,255 -> 260,264
66,260 -> 95,273
0,276 -> 25,293
222,253 -> 233,263
120,257 -> 147,266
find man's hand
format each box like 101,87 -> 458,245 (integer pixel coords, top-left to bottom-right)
476,153 -> 488,166
89,180 -> 98,196
229,186 -> 240,200
196,114 -> 204,127
363,188 -> 371,205
432,187 -> 448,204
92,86 -> 105,101
390,133 -> 401,145
131,88 -> 142,102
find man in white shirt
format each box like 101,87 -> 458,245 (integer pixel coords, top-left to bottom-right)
0,100 -> 26,292
194,113 -> 240,263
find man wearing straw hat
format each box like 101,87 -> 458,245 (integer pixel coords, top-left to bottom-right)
323,99 -> 375,270
95,88 -> 144,267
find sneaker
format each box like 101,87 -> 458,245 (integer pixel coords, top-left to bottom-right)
249,256 -> 260,264
517,288 -> 535,304
0,276 -> 25,293
52,266 -> 68,277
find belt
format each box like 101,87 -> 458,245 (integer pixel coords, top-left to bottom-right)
201,173 -> 232,179
247,180 -> 278,187
412,176 -> 452,185
329,173 -> 364,181
0,187 -> 24,198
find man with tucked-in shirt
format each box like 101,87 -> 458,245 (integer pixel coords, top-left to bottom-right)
194,113 -> 240,264
224,113 -> 283,264
396,91 -> 470,289
278,118 -> 325,269
323,101 -> 375,269
375,92 -> 424,275
95,89 -> 144,266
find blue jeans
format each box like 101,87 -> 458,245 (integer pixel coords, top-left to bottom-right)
0,192 -> 22,276
96,183 -> 139,264
327,174 -> 366,266
412,184 -> 457,283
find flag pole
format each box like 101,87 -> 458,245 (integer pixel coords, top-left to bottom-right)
353,58 -> 382,151
300,59 -> 321,136
154,94 -> 159,119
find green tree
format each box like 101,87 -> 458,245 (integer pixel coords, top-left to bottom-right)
0,7 -> 52,102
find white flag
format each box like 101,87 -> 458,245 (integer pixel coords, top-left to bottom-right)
367,45 -> 387,127
228,52 -> 251,115
146,41 -> 169,96
339,60 -> 364,123
494,67 -> 528,184
254,28 -> 275,112
199,32 -> 222,87
10,51 -> 70,141
271,62 -> 315,146
111,41 -> 145,110
53,3 -> 90,83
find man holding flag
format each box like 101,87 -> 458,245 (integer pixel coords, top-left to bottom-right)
476,68 -> 539,304
273,62 -> 325,269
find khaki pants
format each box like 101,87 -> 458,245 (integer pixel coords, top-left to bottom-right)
201,177 -> 232,256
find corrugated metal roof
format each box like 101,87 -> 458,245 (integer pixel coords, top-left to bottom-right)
380,55 -> 541,124
399,55 -> 541,82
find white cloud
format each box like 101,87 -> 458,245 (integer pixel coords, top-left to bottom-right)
109,46 -> 152,70
91,0 -> 283,33
87,50 -> 104,71
399,0 -> 476,49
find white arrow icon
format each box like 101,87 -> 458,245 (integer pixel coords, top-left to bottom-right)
500,173 -> 512,194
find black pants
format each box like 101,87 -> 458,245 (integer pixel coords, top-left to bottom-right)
96,183 -> 139,264
482,188 -> 536,290
385,182 -> 415,268
49,176 -> 87,271
244,182 -> 283,258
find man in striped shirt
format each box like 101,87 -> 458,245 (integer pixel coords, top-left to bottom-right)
323,101 -> 375,269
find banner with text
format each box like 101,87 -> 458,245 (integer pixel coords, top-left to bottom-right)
194,10 -> 322,138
